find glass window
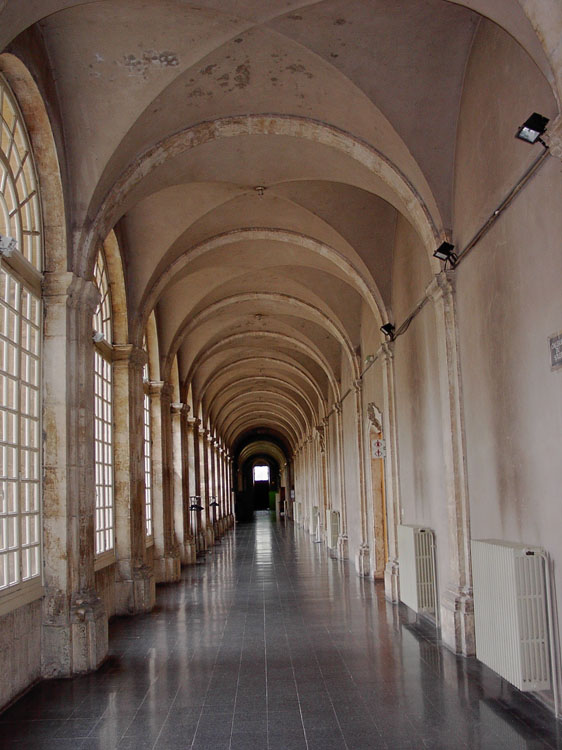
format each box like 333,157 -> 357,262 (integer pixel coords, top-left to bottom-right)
142,335 -> 152,538
92,248 -> 114,556
0,74 -> 42,597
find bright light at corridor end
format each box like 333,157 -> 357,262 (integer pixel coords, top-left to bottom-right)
253,465 -> 270,482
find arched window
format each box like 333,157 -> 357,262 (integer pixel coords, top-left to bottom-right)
0,74 -> 43,603
142,334 -> 153,540
92,247 -> 114,558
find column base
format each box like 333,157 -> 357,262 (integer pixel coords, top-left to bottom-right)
154,553 -> 181,583
182,540 -> 197,565
196,531 -> 206,552
384,558 -> 400,603
42,589 -> 108,678
115,563 -> 155,615
440,585 -> 475,656
337,534 -> 348,560
355,543 -> 370,576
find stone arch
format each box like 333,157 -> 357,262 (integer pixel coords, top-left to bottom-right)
101,230 -> 128,344
145,310 -> 160,382
137,227 -> 388,340
0,53 -> 67,274
185,332 -> 337,405
80,115 -> 444,278
165,292 -> 360,382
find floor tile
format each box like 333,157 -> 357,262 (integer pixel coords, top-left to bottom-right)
2,514 -> 561,750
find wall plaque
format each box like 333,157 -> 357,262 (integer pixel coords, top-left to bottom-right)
549,331 -> 562,371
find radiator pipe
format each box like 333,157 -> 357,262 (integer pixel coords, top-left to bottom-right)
540,551 -> 560,718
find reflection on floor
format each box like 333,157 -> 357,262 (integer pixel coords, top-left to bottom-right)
2,512 -> 561,749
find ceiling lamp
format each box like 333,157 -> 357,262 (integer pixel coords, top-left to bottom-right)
515,113 -> 549,144
433,241 -> 458,268
380,323 -> 395,340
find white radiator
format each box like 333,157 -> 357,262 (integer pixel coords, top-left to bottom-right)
328,510 -> 340,549
472,539 -> 550,692
398,525 -> 436,616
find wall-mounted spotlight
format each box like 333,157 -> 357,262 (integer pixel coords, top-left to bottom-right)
433,241 -> 458,269
380,323 -> 395,340
516,113 -> 549,145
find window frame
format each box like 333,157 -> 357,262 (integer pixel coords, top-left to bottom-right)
92,248 -> 115,570
0,73 -> 44,614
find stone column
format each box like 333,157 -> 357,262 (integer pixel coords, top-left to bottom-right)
171,402 -> 195,565
211,438 -> 220,539
334,403 -> 348,560
227,454 -> 234,524
186,416 -> 200,552
197,425 -> 209,549
427,271 -> 474,656
42,272 -> 107,677
218,445 -> 225,534
112,344 -> 155,614
204,431 -> 215,546
381,343 -> 402,603
150,381 -> 180,583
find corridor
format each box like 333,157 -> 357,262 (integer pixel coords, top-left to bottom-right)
1,515 -> 561,750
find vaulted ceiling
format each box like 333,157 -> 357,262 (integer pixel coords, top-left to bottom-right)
3,0 -> 558,458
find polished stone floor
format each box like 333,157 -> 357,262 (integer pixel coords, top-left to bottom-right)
2,513 -> 562,749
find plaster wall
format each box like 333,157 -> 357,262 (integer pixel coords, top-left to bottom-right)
391,215 -> 448,604
0,599 -> 41,708
453,21 -> 562,631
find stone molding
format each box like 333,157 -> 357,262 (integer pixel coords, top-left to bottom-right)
112,343 -> 147,369
170,401 -> 190,417
148,380 -> 173,399
544,114 -> 562,160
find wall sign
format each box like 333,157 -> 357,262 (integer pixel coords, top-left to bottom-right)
371,438 -> 386,459
549,331 -> 562,371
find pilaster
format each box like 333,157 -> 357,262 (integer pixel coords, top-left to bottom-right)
381,343 -> 401,603
427,271 -> 474,655
353,379 -> 370,577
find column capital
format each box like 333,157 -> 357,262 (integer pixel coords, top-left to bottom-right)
333,401 -> 342,414
112,343 -> 148,369
148,380 -> 174,400
43,271 -> 100,315
353,378 -> 363,393
426,269 -> 455,303
380,341 -> 394,361
171,401 -> 190,417
187,416 -> 200,431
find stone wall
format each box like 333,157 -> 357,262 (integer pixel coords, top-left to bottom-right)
0,599 -> 41,709
95,564 -> 116,621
